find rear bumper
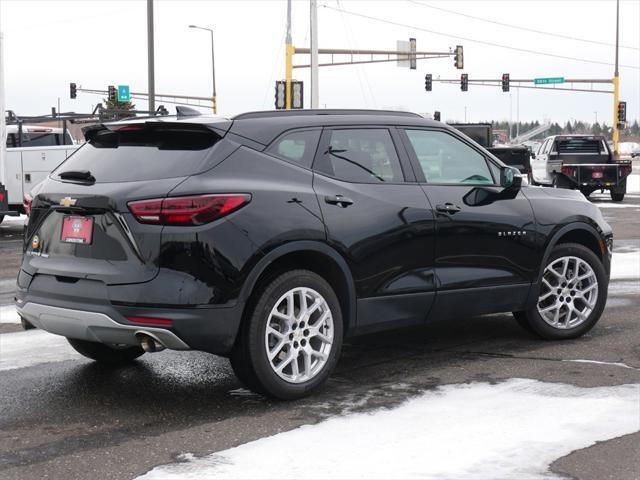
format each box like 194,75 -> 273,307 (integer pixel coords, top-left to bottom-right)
15,274 -> 245,356
17,302 -> 189,350
560,163 -> 631,188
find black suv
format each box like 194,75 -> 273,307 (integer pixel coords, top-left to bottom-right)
17,109 -> 612,399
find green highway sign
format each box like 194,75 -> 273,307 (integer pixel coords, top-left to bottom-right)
534,77 -> 565,85
117,85 -> 130,101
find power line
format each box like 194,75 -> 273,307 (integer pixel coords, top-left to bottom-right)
320,4 -> 640,71
408,0 -> 639,51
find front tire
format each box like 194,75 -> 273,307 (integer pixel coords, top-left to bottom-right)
231,270 -> 343,400
67,338 -> 145,364
513,243 -> 607,340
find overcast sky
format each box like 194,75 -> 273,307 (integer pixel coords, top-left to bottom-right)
1,0 -> 639,123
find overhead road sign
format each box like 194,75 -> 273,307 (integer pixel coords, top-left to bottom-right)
118,85 -> 130,102
534,77 -> 564,85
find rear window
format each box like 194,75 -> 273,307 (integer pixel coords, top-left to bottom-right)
556,138 -> 604,154
52,124 -> 222,183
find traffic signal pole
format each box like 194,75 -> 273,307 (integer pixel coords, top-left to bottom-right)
612,0 -> 620,159
285,0 -> 294,110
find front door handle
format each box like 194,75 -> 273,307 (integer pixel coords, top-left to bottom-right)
325,194 -> 354,208
436,202 -> 461,214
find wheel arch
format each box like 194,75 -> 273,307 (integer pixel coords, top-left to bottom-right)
526,222 -> 609,306
239,241 -> 357,335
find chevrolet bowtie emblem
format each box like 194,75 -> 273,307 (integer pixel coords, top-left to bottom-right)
59,197 -> 77,207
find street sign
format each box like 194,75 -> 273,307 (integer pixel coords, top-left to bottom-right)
534,77 -> 565,85
117,85 -> 130,102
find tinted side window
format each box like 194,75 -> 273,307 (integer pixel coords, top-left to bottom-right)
316,128 -> 403,183
405,129 -> 493,185
266,129 -> 320,168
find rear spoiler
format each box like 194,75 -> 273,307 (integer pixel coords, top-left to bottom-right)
82,120 -> 232,143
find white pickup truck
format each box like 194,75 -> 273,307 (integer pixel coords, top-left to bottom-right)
2,124 -> 79,221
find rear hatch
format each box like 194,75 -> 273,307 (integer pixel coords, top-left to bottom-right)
23,120 -> 231,285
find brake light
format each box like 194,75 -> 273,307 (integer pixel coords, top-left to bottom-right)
128,194 -> 251,226
23,193 -> 33,216
561,166 -> 576,177
619,165 -> 632,177
126,316 -> 173,326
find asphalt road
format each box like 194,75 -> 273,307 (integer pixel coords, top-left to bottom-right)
0,189 -> 638,480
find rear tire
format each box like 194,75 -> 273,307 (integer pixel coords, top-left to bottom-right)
513,243 -> 607,340
67,338 -> 145,364
610,178 -> 626,202
610,191 -> 625,202
552,174 -> 571,189
20,316 -> 35,330
230,270 -> 343,400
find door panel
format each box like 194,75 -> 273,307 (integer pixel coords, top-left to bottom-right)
422,184 -> 538,290
400,127 -> 539,300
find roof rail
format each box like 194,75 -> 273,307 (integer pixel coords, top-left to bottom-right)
232,109 -> 421,120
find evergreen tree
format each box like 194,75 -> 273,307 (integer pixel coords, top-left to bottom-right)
103,97 -> 136,120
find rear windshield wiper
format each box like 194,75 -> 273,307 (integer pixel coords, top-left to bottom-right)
58,170 -> 96,183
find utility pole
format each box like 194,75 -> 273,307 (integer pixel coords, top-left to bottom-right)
612,0 -> 620,159
285,0 -> 294,110
147,0 -> 156,111
310,0 -> 319,109
189,25 -> 218,114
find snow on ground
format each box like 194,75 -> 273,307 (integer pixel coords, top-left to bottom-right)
610,250 -> 640,280
0,329 -> 81,371
0,304 -> 20,324
626,173 -> 640,194
0,214 -> 27,226
138,379 -> 640,480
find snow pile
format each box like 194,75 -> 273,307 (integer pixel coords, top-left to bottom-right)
618,142 -> 639,155
0,330 -> 81,371
0,305 -> 20,324
627,174 -> 640,194
0,214 -> 27,226
610,250 -> 640,280
138,379 -> 640,480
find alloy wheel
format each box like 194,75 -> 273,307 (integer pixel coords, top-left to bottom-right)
264,287 -> 334,384
537,256 -> 598,329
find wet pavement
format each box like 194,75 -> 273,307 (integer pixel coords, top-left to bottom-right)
0,190 -> 638,480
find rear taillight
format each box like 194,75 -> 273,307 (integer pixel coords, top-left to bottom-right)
560,166 -> 576,177
23,194 -> 33,216
128,194 -> 251,226
619,165 -> 632,178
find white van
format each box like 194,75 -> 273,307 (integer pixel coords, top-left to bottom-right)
4,125 -> 79,218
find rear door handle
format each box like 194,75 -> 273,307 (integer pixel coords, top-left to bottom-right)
325,195 -> 354,208
436,203 -> 461,214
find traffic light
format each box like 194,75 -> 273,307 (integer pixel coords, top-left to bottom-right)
275,81 -> 286,109
617,101 -> 627,123
434,111 -> 441,122
291,81 -> 304,109
69,82 -> 77,99
461,74 -> 468,92
108,85 -> 117,102
425,74 -> 432,92
454,45 -> 463,70
502,73 -> 510,92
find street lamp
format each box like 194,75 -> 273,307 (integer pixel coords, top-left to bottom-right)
189,24 -> 217,114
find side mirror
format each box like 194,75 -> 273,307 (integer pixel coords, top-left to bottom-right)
500,166 -> 522,190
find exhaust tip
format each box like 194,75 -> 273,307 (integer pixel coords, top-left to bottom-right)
138,333 -> 166,353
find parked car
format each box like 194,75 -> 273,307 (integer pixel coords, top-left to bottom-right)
17,110 -> 612,399
530,134 -> 632,201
